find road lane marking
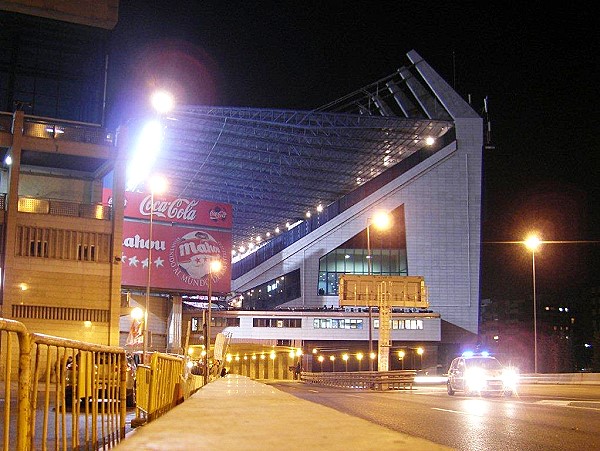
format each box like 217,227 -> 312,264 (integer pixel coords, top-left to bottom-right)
432,407 -> 471,415
536,400 -> 600,411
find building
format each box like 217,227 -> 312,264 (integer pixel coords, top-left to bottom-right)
1,1 -> 484,372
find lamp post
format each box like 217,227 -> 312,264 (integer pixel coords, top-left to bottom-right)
270,351 -> 276,378
342,353 -> 349,372
524,235 -> 541,374
398,350 -> 405,370
143,175 -> 167,364
318,355 -> 324,372
330,355 -> 336,372
356,352 -> 363,371
417,347 -> 424,369
366,211 -> 391,371
204,259 -> 222,384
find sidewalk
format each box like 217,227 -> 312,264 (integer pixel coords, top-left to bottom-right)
117,374 -> 451,450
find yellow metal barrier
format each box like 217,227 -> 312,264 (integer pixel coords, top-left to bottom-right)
134,353 -> 205,425
0,317 -> 32,451
1,317 -> 127,450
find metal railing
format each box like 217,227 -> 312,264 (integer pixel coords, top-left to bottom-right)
134,353 -> 204,425
1,318 -> 127,450
301,370 -> 417,390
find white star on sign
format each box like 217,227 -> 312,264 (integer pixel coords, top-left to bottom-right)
128,255 -> 139,267
155,257 -> 164,268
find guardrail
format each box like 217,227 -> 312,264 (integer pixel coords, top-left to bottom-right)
1,318 -> 127,450
1,318 -> 208,449
301,370 -> 417,390
133,353 -> 204,426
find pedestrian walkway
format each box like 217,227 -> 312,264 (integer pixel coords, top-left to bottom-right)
117,374 -> 451,450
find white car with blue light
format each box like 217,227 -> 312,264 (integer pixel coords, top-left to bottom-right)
446,352 -> 519,397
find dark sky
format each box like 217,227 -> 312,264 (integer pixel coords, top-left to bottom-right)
107,1 -> 599,304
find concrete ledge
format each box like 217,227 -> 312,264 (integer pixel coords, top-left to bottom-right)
520,373 -> 600,385
117,374 -> 451,450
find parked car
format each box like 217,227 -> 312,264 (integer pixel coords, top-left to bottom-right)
64,351 -> 137,407
446,352 -> 518,397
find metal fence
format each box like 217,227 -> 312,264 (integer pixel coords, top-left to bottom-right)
301,370 -> 417,390
133,353 -> 204,425
1,318 -> 127,450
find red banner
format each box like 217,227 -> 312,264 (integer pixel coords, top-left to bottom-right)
121,221 -> 232,293
103,189 -> 232,229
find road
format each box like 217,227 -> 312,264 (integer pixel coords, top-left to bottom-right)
267,382 -> 600,451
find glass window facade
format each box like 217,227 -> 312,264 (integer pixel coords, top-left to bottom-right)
0,12 -> 109,124
242,269 -> 301,310
373,319 -> 424,330
253,318 -> 301,328
312,318 -> 363,329
318,206 -> 407,295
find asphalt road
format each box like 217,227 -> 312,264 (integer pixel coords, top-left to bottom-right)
267,382 -> 600,451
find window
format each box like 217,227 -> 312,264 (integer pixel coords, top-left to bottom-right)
253,318 -> 301,328
29,240 -> 48,257
374,318 -> 423,330
17,226 -> 110,262
243,269 -> 301,309
313,318 -> 363,329
317,206 -> 408,295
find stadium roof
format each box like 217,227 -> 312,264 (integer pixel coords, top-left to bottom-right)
1,50 -> 471,256
157,50 -> 462,254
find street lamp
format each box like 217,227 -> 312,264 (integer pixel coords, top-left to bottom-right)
342,353 -> 349,372
329,355 -> 336,372
417,347 -> 424,369
369,352 -> 376,371
366,211 -> 391,371
204,259 -> 222,383
524,234 -> 541,373
150,90 -> 175,114
318,355 -> 324,372
398,350 -> 405,370
270,351 -> 276,378
143,175 -> 167,364
356,352 -> 364,371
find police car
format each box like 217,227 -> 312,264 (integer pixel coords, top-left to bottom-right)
446,352 -> 518,397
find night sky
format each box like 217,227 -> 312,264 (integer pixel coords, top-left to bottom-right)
106,2 -> 599,304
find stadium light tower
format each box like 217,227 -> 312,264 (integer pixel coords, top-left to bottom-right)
143,175 -> 167,363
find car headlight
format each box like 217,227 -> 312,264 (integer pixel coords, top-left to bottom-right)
502,368 -> 519,389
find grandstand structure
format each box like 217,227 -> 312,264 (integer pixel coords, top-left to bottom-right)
0,0 -> 482,369
168,50 -> 483,367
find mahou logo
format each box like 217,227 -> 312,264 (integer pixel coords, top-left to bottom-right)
140,195 -> 199,222
209,206 -> 227,222
169,231 -> 223,285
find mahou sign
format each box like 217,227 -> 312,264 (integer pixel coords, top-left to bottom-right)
103,189 -> 233,293
121,221 -> 232,292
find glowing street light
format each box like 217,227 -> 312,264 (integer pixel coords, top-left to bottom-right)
398,350 -> 405,370
417,347 -> 424,369
150,90 -> 175,114
342,353 -> 349,372
524,234 -> 542,373
356,352 -> 364,371
318,355 -> 324,372
329,355 -> 336,372
366,211 -> 391,371
143,175 -> 167,364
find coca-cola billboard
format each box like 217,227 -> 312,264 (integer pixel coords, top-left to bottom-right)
103,189 -> 232,229
121,221 -> 232,293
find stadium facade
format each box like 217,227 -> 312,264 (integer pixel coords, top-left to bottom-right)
0,2 -> 483,371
